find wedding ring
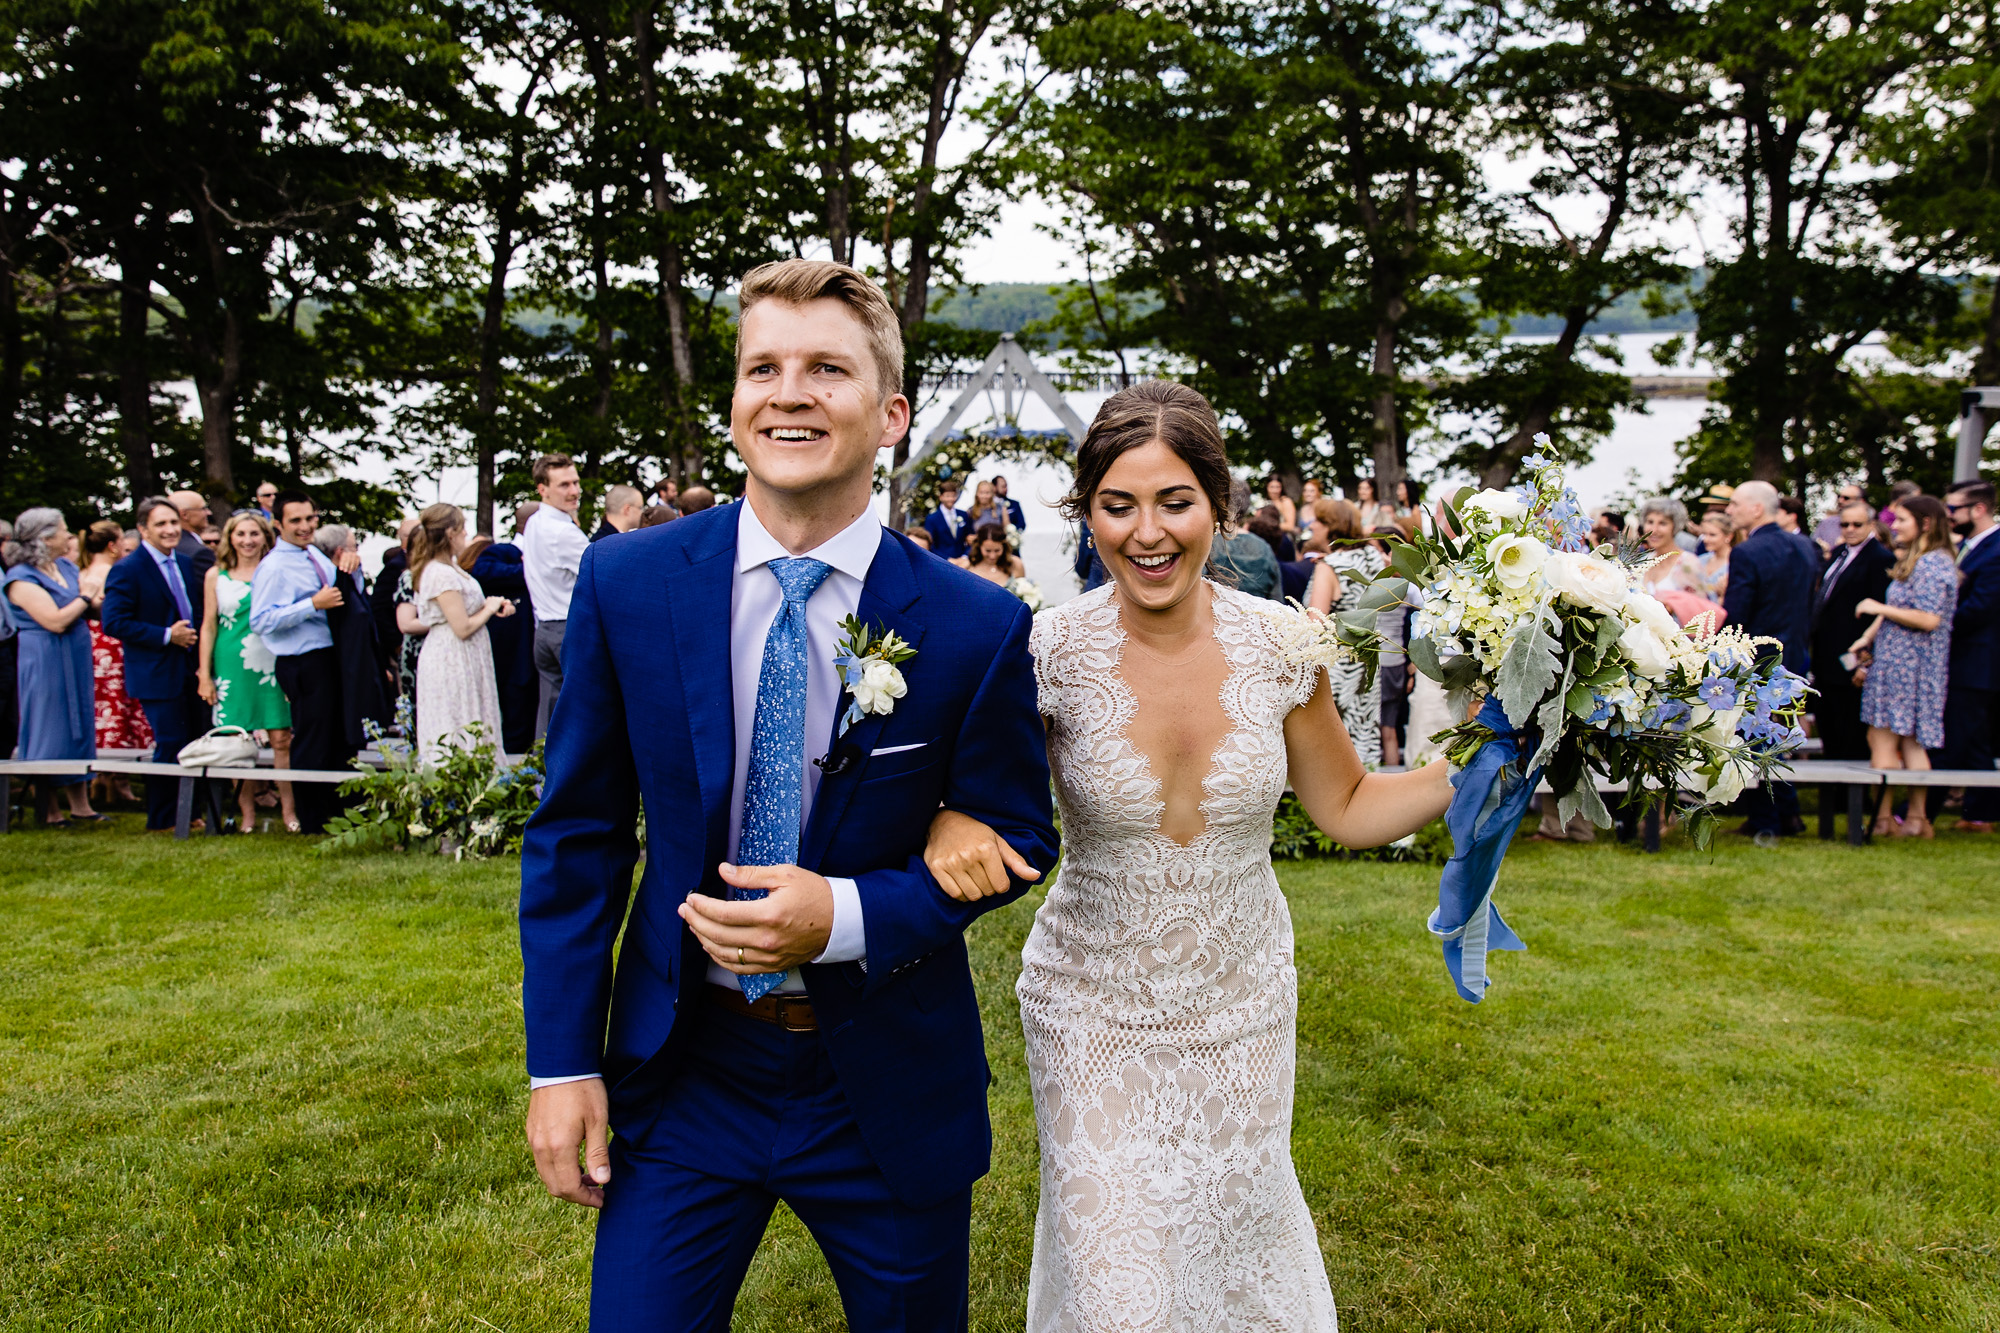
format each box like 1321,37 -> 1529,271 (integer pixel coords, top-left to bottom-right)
737,946 -> 744,965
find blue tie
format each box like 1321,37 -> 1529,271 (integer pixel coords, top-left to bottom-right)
162,555 -> 192,623
735,556 -> 834,1000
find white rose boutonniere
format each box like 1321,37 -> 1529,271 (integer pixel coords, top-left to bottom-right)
834,614 -> 917,736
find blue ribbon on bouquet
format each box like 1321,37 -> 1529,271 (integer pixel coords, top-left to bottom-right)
1430,694 -> 1539,1003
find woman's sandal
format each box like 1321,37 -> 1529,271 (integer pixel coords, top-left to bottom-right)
1902,815 -> 1935,840
1871,813 -> 1898,839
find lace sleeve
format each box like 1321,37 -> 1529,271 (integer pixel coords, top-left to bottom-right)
1028,604 -> 1060,717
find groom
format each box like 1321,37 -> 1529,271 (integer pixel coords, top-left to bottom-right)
519,258 -> 1058,1331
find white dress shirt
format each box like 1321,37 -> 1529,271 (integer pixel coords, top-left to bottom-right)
521,505 -> 588,622
529,499 -> 878,1089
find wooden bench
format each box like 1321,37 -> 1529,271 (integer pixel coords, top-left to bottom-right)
1,758 -> 362,839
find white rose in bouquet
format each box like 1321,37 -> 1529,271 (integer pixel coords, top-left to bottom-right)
1685,754 -> 1750,805
1465,488 -> 1529,523
1617,620 -> 1675,680
1623,590 -> 1679,637
1484,532 -> 1547,590
1544,551 -> 1628,615
853,659 -> 908,715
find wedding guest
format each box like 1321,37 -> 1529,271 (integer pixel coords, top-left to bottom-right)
0,519 -> 15,764
1814,482 -> 1867,549
1776,494 -> 1822,565
77,522 -> 154,779
1638,497 -> 1725,627
407,503 -> 513,759
1394,476 -> 1423,518
1377,583 -> 1410,767
1352,477 -> 1384,530
103,496 -> 214,831
1206,480 -> 1281,599
198,511 -> 297,833
313,523 -> 391,750
952,522 -> 1026,590
371,516 -> 415,704
1263,474 -> 1298,535
1880,478 -> 1919,533
167,489 -> 217,579
1852,494 -> 1957,838
966,478 -> 1007,530
3,508 -> 102,823
463,533 -> 538,753
1297,478 -> 1323,543
1248,504 -> 1296,563
638,505 -> 677,529
923,479 -> 971,559
1307,497 -> 1386,764
1695,510 -> 1738,600
591,484 -> 644,542
521,452 -> 587,740
1809,502 -> 1894,763
1725,480 -> 1817,836
250,490 -> 351,833
1591,509 -> 1628,547
253,481 -> 279,520
652,478 -> 679,512
675,484 -> 715,514
901,525 -> 933,552
1074,517 -> 1108,592
1938,481 -> 1999,830
992,474 -> 1026,530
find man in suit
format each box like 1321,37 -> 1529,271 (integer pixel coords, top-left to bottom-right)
102,495 -> 208,830
1939,480 -> 2000,829
168,489 -> 217,579
1809,501 -> 1893,761
921,480 -> 970,559
592,485 -> 645,542
1725,480 -> 1818,835
991,473 -> 1027,530
520,259 -> 1058,1331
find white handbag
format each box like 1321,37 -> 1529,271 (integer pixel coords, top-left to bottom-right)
178,725 -> 261,768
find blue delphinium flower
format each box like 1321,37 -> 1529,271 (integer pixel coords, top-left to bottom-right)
1583,694 -> 1616,726
1696,676 -> 1737,710
1644,698 -> 1692,732
1521,452 -> 1549,471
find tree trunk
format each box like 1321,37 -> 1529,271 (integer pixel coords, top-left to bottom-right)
0,252 -> 21,472
1368,302 -> 1404,489
1481,313 -> 1587,489
115,226 -> 158,499
632,6 -> 701,484
473,207 -> 516,539
1973,280 -> 2000,387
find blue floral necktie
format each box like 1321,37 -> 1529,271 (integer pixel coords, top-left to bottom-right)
734,556 -> 834,1000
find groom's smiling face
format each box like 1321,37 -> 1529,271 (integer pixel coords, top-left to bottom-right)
733,297 -> 909,503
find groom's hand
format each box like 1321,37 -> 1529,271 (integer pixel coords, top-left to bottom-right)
682,864 -> 834,973
526,1077 -> 611,1210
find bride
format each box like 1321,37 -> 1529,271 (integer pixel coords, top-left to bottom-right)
925,380 -> 1453,1331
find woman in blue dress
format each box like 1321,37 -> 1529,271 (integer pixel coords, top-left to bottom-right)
1853,494 -> 1958,839
3,508 -> 103,824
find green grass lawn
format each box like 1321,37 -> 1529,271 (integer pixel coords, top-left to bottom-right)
1,816 -> 1996,1331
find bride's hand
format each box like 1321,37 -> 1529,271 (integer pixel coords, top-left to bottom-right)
925,808 -> 1042,902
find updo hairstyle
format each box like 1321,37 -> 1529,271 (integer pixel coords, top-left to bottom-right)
1059,380 -> 1232,526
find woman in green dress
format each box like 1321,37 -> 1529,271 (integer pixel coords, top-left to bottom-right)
197,512 -> 298,832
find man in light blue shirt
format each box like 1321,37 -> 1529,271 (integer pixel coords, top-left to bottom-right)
250,490 -> 350,831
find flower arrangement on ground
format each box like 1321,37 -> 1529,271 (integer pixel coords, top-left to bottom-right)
1283,441 -> 1808,1001
316,713 -> 545,860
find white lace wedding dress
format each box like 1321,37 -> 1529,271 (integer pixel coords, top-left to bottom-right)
1021,583 -> 1339,1332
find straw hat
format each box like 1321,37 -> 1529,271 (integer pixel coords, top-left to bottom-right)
1696,483 -> 1735,511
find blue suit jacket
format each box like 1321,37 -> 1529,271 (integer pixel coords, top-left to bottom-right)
100,546 -> 200,702
519,507 -> 1058,1208
1724,522 -> 1816,675
1002,497 -> 1026,530
1951,531 -> 2000,692
922,506 -> 971,560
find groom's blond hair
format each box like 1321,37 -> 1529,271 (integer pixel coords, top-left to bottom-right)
736,259 -> 905,401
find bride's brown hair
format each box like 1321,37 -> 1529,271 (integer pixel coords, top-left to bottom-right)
1059,380 -> 1232,524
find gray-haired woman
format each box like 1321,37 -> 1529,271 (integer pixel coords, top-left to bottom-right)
2,508 -> 103,823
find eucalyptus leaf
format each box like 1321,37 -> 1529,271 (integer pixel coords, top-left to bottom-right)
1408,633 -> 1445,682
1496,623 -> 1562,729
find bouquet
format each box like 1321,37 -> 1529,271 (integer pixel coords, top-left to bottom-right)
1284,440 -> 1808,1000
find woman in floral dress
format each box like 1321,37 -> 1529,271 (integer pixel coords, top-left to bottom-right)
407,503 -> 513,759
198,512 -> 297,832
1305,496 -> 1387,765
77,520 -> 149,806
1853,494 -> 1958,838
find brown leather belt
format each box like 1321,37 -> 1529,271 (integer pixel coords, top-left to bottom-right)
705,982 -> 818,1032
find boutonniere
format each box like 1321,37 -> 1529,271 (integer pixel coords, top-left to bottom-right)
834,614 -> 916,736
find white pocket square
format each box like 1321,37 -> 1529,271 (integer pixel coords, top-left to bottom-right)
870,742 -> 928,756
